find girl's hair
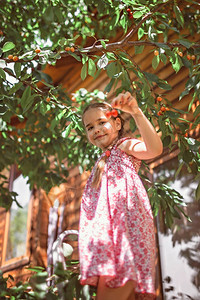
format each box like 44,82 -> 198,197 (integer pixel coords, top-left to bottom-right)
82,102 -> 124,188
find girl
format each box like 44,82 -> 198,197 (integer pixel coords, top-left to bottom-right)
79,91 -> 163,300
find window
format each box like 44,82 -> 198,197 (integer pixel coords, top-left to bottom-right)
1,166 -> 32,270
6,174 -> 32,261
153,156 -> 200,299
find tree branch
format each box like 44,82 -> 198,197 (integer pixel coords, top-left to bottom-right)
63,40 -> 199,57
4,68 -> 46,95
62,0 -> 174,56
61,0 -> 199,57
127,40 -> 200,48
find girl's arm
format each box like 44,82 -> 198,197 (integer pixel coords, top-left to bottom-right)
111,92 -> 163,160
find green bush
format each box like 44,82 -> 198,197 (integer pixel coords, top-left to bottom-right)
0,262 -> 96,300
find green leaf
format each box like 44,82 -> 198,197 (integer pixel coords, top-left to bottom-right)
14,62 -> 21,77
70,52 -> 81,62
144,72 -> 159,83
133,11 -> 143,18
188,92 -> 196,111
178,39 -> 193,49
81,54 -> 88,64
138,27 -> 144,40
162,135 -> 171,147
88,58 -> 96,77
106,52 -> 116,60
120,14 -> 128,32
160,53 -> 167,65
154,42 -> 170,50
113,10 -> 120,27
104,78 -> 115,93
157,80 -> 172,90
134,45 -> 144,54
173,5 -> 184,27
81,63 -> 87,81
106,62 -> 121,78
0,68 -> 6,80
23,94 -> 37,113
8,82 -> 23,94
195,182 -> 200,201
2,42 -> 15,52
60,0 -> 68,7
165,208 -> 174,228
171,54 -> 182,73
152,55 -> 160,70
20,86 -> 31,110
58,37 -> 67,46
174,161 -> 184,179
118,52 -> 133,66
178,210 -> 192,223
100,40 -> 107,49
182,150 -> 193,163
181,56 -> 192,68
63,123 -> 73,137
165,110 -> 179,118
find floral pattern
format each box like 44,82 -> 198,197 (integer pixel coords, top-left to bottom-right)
79,138 -> 156,297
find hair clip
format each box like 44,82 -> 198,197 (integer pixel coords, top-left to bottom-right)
111,109 -> 118,117
105,109 -> 118,118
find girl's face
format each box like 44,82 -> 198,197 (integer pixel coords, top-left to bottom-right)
83,108 -> 121,150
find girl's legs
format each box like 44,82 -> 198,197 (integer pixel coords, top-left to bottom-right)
96,276 -> 135,300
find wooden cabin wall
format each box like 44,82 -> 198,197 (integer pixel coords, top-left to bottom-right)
0,187 -> 51,284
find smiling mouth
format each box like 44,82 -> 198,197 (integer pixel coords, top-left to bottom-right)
95,135 -> 105,140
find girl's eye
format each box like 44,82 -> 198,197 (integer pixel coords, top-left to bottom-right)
87,127 -> 93,131
100,121 -> 106,125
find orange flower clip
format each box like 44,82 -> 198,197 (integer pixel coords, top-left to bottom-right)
105,109 -> 118,118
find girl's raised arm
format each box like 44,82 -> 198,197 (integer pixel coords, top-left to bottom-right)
111,92 -> 163,160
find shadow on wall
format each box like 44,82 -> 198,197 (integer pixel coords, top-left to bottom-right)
154,157 -> 200,300
164,276 -> 199,300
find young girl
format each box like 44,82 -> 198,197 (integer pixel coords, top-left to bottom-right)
79,91 -> 163,300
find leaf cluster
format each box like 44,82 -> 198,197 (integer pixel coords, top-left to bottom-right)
0,264 -> 96,300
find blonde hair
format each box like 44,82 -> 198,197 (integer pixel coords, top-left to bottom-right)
82,102 -> 124,188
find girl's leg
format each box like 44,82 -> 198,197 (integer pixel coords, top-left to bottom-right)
96,276 -> 135,300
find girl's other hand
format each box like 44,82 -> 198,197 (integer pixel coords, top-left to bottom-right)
111,91 -> 140,115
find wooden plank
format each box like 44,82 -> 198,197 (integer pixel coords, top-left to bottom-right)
1,212 -> 10,265
0,209 -> 7,266
0,256 -> 29,273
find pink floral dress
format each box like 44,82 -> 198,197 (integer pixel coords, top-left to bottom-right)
79,138 -> 156,299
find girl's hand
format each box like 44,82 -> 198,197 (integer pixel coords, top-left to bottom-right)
111,91 -> 140,115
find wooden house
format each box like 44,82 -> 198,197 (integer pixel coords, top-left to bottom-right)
0,27 -> 199,299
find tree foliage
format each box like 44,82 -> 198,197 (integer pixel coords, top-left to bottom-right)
0,263 -> 96,300
0,0 -> 200,227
